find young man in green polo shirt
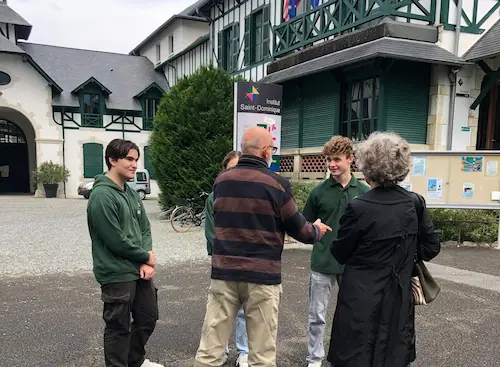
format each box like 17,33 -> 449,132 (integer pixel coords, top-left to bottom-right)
302,136 -> 370,367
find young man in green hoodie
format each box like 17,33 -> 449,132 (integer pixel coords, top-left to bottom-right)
302,136 -> 370,367
87,138 -> 162,367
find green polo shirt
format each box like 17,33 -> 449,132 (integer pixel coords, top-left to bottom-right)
302,175 -> 370,274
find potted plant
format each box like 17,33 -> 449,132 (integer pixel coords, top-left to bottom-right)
32,161 -> 70,198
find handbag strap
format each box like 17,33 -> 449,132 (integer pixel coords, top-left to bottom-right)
410,192 -> 423,262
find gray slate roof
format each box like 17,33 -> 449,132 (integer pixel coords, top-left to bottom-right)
0,2 -> 32,39
0,33 -> 24,54
261,37 -> 469,84
183,0 -> 211,15
462,19 -> 500,62
18,42 -> 168,111
180,0 -> 209,16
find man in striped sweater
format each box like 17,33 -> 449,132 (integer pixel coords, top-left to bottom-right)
194,126 -> 331,367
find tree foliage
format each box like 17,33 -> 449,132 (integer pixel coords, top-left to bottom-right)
149,65 -> 244,209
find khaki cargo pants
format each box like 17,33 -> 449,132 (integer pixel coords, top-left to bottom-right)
194,279 -> 282,367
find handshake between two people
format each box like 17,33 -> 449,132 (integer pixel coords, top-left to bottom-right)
313,218 -> 332,237
140,250 -> 157,281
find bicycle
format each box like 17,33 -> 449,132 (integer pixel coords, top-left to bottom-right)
170,191 -> 210,233
156,204 -> 181,221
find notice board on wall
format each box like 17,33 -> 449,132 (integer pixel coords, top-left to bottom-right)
398,152 -> 500,208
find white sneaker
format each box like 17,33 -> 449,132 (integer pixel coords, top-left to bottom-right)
236,354 -> 249,367
307,362 -> 322,367
140,359 -> 164,367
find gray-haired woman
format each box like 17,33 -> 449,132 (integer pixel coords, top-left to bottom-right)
326,132 -> 441,367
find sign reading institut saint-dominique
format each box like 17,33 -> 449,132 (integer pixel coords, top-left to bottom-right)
234,82 -> 283,172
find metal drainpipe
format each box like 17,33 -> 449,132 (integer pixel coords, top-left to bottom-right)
51,108 -> 67,198
447,69 -> 458,150
447,0 -> 463,150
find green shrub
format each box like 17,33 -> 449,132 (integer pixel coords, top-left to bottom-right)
149,65 -> 244,210
32,161 -> 70,186
291,181 -> 317,211
428,208 -> 498,243
290,181 -> 499,243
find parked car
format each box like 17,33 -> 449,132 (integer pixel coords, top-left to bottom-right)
77,169 -> 152,200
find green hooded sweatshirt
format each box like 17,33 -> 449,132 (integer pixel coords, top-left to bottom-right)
87,174 -> 152,284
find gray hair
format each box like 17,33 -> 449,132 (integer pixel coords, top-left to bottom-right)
355,131 -> 411,187
241,135 -> 264,155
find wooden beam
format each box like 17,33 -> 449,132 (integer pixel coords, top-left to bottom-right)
486,86 -> 497,149
477,60 -> 493,74
471,72 -> 500,110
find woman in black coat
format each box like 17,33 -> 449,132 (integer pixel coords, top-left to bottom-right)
327,132 -> 441,367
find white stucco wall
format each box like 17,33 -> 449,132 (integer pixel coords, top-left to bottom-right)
63,125 -> 159,199
0,52 -> 63,194
165,39 -> 211,87
437,0 -> 500,57
139,19 -> 209,66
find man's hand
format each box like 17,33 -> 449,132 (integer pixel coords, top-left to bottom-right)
314,218 -> 332,236
140,264 -> 155,280
147,251 -> 157,267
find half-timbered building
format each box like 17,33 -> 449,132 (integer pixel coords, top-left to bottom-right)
0,0 -> 168,197
134,0 -> 500,180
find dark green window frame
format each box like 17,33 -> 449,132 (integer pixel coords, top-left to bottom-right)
340,76 -> 380,141
217,23 -> 239,73
83,142 -> 104,178
143,98 -> 159,131
244,6 -> 270,66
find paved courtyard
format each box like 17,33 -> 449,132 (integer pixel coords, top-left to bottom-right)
1,196 -> 500,367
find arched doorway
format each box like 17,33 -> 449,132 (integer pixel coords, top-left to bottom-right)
0,119 -> 30,193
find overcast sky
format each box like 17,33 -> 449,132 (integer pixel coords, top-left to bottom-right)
8,0 -> 194,54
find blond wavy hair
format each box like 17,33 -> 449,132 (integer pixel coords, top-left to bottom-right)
323,135 -> 354,157
355,131 -> 411,187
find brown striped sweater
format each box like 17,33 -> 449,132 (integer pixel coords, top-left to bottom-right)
212,154 -> 323,285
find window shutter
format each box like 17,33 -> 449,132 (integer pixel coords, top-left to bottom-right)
263,6 -> 271,58
244,15 -> 251,66
83,143 -> 103,179
217,31 -> 223,68
232,23 -> 240,72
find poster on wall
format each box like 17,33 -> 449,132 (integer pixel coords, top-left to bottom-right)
412,157 -> 426,176
399,181 -> 412,192
462,183 -> 474,199
486,161 -> 499,177
234,82 -> 283,172
461,156 -> 483,172
426,178 -> 443,200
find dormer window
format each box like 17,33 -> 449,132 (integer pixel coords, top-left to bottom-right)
72,77 -> 111,128
133,82 -> 165,131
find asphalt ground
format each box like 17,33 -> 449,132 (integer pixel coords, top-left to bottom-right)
1,197 -> 499,367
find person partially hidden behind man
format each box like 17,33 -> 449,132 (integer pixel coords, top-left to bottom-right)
87,138 -> 163,367
194,126 -> 332,367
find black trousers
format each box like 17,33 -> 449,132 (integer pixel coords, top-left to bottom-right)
100,279 -> 159,367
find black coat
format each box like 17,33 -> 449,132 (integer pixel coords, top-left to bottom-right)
327,186 -> 441,367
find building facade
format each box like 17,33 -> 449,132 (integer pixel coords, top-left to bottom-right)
132,0 -> 500,180
0,0 -> 168,197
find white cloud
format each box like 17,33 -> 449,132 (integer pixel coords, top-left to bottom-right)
8,0 -> 195,54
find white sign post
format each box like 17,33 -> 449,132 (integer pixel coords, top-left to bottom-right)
233,81 -> 283,172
